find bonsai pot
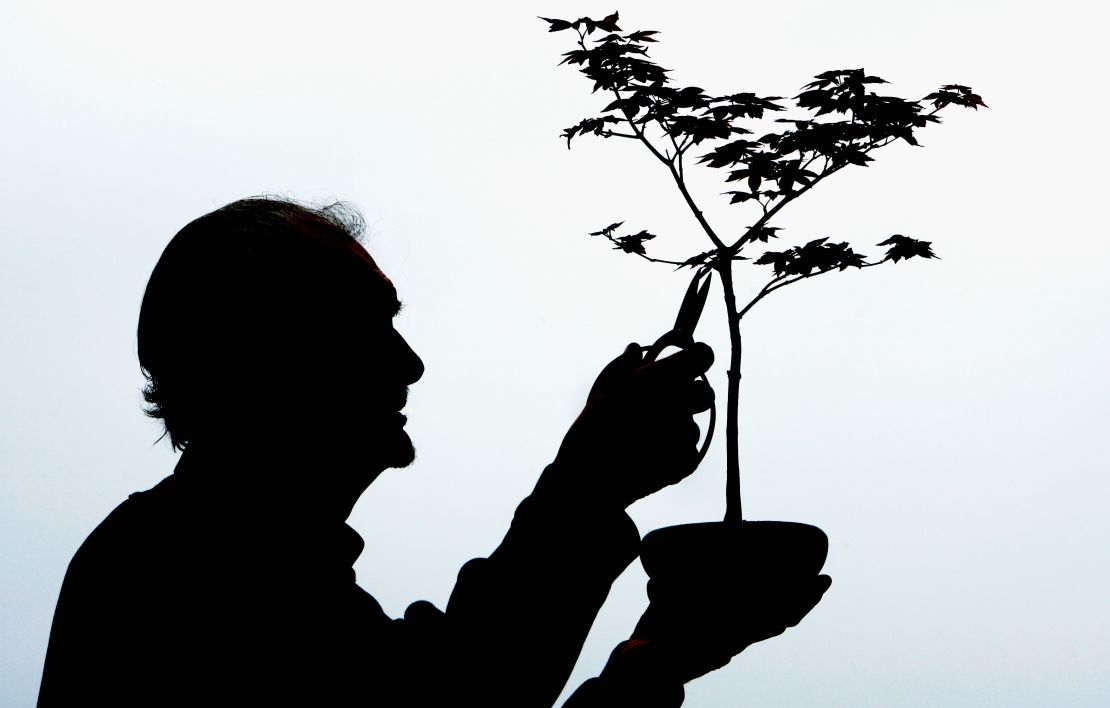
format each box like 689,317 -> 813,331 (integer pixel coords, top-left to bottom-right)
629,521 -> 830,682
639,520 -> 828,581
633,521 -> 828,644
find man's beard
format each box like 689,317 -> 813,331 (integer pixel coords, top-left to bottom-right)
347,409 -> 416,470
380,426 -> 416,469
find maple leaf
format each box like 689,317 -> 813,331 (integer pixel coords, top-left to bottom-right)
924,85 -> 988,110
726,152 -> 781,192
613,230 -> 657,255
595,11 -> 622,32
588,221 -> 625,237
539,16 -> 573,32
572,17 -> 598,35
877,235 -> 938,262
560,49 -> 591,66
697,139 -> 759,168
678,249 -> 718,269
754,249 -> 792,276
561,115 -> 622,148
755,238 -> 864,276
708,93 -> 785,120
724,190 -> 755,204
666,115 -> 736,146
747,226 -> 781,243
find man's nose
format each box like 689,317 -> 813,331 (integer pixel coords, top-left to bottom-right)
398,334 -> 424,385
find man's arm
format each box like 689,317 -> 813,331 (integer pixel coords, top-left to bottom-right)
439,474 -> 642,707
390,343 -> 714,706
560,572 -> 832,707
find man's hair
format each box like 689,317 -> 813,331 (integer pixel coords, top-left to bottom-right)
137,196 -> 368,450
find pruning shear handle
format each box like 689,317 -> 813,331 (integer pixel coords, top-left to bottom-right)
642,269 -> 716,468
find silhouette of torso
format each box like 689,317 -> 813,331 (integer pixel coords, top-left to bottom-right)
38,458 -> 640,707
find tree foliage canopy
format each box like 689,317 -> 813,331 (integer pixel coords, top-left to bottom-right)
542,11 -> 984,288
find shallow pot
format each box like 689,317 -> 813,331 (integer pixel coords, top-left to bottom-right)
631,521 -> 830,676
634,519 -> 834,648
639,520 -> 828,582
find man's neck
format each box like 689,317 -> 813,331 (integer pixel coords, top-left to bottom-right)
173,437 -> 383,524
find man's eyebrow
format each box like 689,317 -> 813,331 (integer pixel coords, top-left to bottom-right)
392,298 -> 404,317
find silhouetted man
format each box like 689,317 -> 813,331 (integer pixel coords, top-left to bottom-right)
38,198 -> 829,707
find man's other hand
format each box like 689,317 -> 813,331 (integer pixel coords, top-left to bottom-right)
628,571 -> 831,685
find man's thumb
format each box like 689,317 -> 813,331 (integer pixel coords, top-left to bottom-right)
589,342 -> 643,399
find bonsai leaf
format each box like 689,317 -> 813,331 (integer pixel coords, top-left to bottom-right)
801,68 -> 888,93
748,226 -> 781,243
877,234 -> 938,262
589,221 -> 624,237
653,85 -> 712,110
775,159 -> 818,193
754,249 -> 792,276
795,238 -> 865,272
832,244 -> 867,270
595,11 -> 622,32
613,229 -> 657,254
797,68 -> 892,118
795,87 -> 837,116
603,90 -> 658,123
838,148 -> 874,167
573,16 -> 598,35
667,115 -> 736,146
562,115 -> 623,148
583,57 -> 667,94
707,93 -> 785,120
768,121 -> 869,159
539,16 -> 574,32
628,30 -> 660,42
678,249 -> 718,269
755,238 -> 864,276
677,248 -> 746,270
697,138 -> 759,169
560,49 -> 592,66
924,84 -> 987,110
725,190 -> 756,204
726,152 -> 780,192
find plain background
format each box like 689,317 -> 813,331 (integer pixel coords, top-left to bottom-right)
3,1 -> 1107,705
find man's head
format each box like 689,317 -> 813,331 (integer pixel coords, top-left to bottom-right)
138,197 -> 423,474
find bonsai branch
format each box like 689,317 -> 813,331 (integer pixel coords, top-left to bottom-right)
737,258 -> 892,319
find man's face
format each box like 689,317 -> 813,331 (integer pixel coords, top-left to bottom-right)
270,244 -> 424,472
343,264 -> 425,470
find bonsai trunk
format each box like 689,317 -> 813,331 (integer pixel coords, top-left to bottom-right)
717,260 -> 744,524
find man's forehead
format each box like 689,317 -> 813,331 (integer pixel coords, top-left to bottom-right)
338,238 -> 401,314
340,237 -> 379,270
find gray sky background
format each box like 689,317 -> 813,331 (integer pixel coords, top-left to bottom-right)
3,1 -> 1108,705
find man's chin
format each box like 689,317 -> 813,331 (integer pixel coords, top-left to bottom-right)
385,441 -> 416,469
379,429 -> 416,469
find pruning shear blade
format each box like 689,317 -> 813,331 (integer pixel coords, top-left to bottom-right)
645,269 -> 713,363
673,269 -> 713,337
640,268 -> 717,469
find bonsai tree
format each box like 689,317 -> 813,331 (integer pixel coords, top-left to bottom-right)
540,12 -> 985,523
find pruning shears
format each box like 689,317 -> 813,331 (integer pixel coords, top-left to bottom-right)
641,268 -> 716,468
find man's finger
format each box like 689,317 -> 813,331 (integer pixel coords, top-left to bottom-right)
687,379 -> 714,413
776,574 -> 832,629
635,342 -> 714,388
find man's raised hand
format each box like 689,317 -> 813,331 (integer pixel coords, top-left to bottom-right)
551,342 -> 714,510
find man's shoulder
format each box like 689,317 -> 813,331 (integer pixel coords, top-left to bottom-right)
67,475 -> 181,579
44,475 -> 183,646
92,473 -> 178,533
